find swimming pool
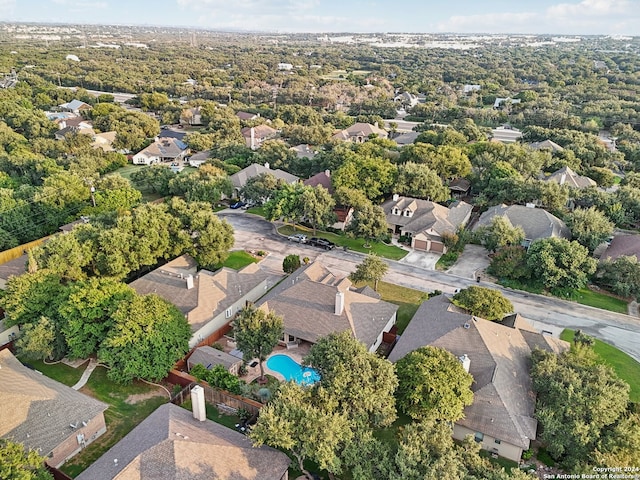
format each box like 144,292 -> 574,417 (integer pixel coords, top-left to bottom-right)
266,354 -> 320,385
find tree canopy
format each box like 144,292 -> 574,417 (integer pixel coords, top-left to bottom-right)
396,346 -> 474,422
452,286 -> 514,321
348,253 -> 389,291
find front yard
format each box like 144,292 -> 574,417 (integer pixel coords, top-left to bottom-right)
560,329 -> 640,403
277,224 -> 408,261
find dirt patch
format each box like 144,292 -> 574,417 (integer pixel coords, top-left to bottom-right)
125,389 -> 166,404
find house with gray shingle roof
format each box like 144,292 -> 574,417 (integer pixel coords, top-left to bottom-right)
381,195 -> 472,253
388,295 -> 569,462
230,163 -> 299,197
600,234 -> 640,262
59,99 -> 92,114
132,137 -> 189,165
187,346 -> 243,375
530,139 -> 564,153
241,125 -> 278,150
256,262 -> 398,352
130,255 -> 281,348
543,166 -> 596,189
332,122 -> 388,143
77,403 -> 290,480
474,204 -> 570,248
0,350 -> 108,468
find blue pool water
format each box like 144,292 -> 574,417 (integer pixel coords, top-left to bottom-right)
266,354 -> 320,385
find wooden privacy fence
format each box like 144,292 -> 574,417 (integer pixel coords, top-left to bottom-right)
0,236 -> 50,265
171,381 -> 262,417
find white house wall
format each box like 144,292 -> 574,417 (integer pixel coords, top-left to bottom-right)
369,312 -> 397,353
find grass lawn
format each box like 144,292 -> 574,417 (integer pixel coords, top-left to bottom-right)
60,367 -> 168,477
277,225 -> 407,261
353,280 -> 429,334
479,450 -> 519,471
570,288 -> 628,314
217,250 -> 258,270
18,358 -> 86,387
246,206 -> 267,218
560,329 -> 640,403
498,280 -> 629,314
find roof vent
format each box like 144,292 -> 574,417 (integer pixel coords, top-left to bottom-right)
463,322 -> 470,329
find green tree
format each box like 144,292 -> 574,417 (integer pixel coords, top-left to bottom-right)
240,172 -> 282,205
265,182 -> 305,229
452,286 -> 513,321
349,253 -> 389,291
130,165 -> 175,196
346,202 -> 388,243
88,174 -> 142,215
527,238 -> 597,290
304,331 -> 398,429
15,316 -> 56,361
395,346 -> 473,421
532,345 -> 630,469
595,255 -> 640,300
0,439 -> 53,480
98,294 -> 191,383
250,382 -> 351,479
233,305 -> 284,381
300,185 -> 336,235
332,152 -> 396,201
487,245 -> 530,280
394,162 -> 450,201
59,278 -> 136,359
566,207 -> 614,253
476,216 -> 525,252
283,254 -> 301,274
169,164 -> 232,203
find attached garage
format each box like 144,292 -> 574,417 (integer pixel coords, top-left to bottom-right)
413,239 -> 428,251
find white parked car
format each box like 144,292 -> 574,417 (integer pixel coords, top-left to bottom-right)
287,234 -> 308,243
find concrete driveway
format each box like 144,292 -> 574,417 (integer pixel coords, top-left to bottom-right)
445,244 -> 491,280
399,250 -> 441,270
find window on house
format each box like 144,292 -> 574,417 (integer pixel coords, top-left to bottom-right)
474,432 -> 484,443
494,439 -> 501,444
404,209 -> 411,217
225,307 -> 233,318
393,208 -> 399,215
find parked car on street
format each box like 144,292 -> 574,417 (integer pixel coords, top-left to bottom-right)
230,201 -> 247,209
308,237 -> 336,250
287,233 -> 308,243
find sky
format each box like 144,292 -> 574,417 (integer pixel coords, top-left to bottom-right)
0,0 -> 639,35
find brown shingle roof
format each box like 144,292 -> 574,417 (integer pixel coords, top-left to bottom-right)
389,295 -> 569,449
474,204 -> 570,241
230,163 -> 299,190
544,166 -> 596,189
0,350 -> 108,457
601,234 -> 640,262
131,256 -> 274,333
257,262 -> 397,349
381,196 -> 472,237
76,403 -> 290,480
303,170 -> 333,192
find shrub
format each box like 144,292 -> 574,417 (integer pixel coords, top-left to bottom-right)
283,254 -> 301,274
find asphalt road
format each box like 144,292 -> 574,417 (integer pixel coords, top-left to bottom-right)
220,212 -> 640,363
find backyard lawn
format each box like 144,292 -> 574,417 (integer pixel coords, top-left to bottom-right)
19,358 -> 86,387
217,250 -> 259,270
560,329 -> 640,403
277,225 -> 407,261
60,366 -> 168,477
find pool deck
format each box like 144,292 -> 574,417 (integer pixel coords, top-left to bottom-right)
241,343 -> 312,384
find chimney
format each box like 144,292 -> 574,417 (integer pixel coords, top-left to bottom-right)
186,274 -> 194,290
459,354 -> 471,373
525,203 -> 536,209
264,162 -> 270,170
392,193 -> 400,201
325,169 -> 330,177
250,127 -> 256,149
335,291 -> 344,315
559,173 -> 566,185
191,385 -> 206,421
373,121 -> 379,128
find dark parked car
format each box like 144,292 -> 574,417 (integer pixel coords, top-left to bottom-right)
230,201 -> 246,209
308,237 -> 336,250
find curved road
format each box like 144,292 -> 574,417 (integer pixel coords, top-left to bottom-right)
220,212 -> 640,363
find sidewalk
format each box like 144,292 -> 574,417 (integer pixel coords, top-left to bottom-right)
72,358 -> 99,390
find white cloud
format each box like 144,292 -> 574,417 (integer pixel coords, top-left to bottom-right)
435,0 -> 640,34
0,0 -> 17,18
436,12 -> 539,33
51,0 -> 108,10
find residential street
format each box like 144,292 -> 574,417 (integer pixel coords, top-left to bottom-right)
220,212 -> 640,363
